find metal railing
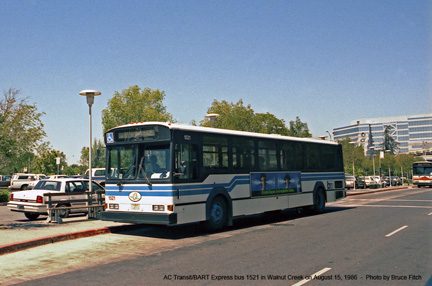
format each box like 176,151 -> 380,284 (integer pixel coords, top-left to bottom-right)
44,191 -> 105,223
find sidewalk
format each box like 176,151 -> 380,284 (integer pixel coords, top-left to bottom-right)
346,185 -> 411,196
0,213 -> 144,255
0,185 -> 413,256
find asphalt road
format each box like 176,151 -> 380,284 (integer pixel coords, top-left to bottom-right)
3,187 -> 431,286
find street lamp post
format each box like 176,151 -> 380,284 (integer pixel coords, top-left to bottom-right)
205,113 -> 220,128
79,90 -> 101,193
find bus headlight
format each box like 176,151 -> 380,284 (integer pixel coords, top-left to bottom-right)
109,204 -> 119,209
152,205 -> 165,211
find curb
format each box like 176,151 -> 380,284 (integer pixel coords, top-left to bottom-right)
0,224 -> 147,256
347,186 -> 410,196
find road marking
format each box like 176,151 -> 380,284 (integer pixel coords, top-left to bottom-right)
291,267 -> 332,286
385,225 -> 408,237
428,212 -> 432,216
340,204 -> 432,209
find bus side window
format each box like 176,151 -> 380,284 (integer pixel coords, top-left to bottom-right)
175,143 -> 198,181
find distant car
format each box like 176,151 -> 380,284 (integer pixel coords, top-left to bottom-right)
9,173 -> 47,190
47,175 -> 69,179
355,177 -> 366,189
345,175 -> 355,189
391,176 -> 402,186
382,177 -> 392,187
0,175 -> 11,188
7,178 -> 105,220
363,176 -> 373,187
84,168 -> 105,186
370,176 -> 381,184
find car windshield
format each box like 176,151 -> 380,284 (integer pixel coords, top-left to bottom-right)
34,180 -> 61,191
346,176 -> 355,180
107,144 -> 171,181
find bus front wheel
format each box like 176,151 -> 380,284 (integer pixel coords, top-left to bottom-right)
205,197 -> 228,231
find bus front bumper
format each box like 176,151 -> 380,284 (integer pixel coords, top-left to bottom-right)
100,211 -> 177,225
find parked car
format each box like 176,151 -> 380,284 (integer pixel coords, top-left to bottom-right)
391,176 -> 402,186
364,176 -> 373,187
345,175 -> 355,189
0,175 -> 11,188
355,177 -> 366,189
9,173 -> 47,190
370,176 -> 381,184
29,174 -> 68,189
47,175 -> 69,179
7,178 -> 105,220
84,168 -> 105,186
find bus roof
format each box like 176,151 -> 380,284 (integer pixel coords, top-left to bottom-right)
107,121 -> 339,146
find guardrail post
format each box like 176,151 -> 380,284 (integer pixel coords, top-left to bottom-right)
45,193 -> 53,223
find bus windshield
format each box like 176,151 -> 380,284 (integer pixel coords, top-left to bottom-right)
413,165 -> 432,176
107,144 -> 171,181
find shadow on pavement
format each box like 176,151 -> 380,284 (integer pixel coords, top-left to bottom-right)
115,206 -> 354,241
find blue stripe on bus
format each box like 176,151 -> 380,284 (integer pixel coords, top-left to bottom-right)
105,173 -> 344,197
105,175 -> 250,197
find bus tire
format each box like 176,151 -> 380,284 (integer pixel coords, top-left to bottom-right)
25,212 -> 40,220
313,188 -> 326,214
205,196 -> 228,231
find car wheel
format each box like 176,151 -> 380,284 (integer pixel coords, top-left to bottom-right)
25,212 -> 40,220
56,204 -> 70,218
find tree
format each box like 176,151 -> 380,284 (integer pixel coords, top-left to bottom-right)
101,85 -> 175,133
200,99 -> 293,135
80,139 -> 106,169
33,149 -> 67,175
200,99 -> 258,131
339,138 -> 365,175
254,113 -> 289,135
0,88 -> 46,173
288,116 -> 312,138
381,125 -> 400,155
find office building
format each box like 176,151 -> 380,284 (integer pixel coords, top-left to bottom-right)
333,113 -> 432,155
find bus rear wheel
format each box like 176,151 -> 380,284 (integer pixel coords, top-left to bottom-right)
205,197 -> 228,231
313,189 -> 326,214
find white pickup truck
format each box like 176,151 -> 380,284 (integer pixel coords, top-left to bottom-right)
9,173 -> 47,190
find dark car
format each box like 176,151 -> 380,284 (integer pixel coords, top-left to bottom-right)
0,175 -> 11,188
355,177 -> 366,189
391,176 -> 402,186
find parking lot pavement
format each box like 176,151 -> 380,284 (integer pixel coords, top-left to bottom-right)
0,212 -> 144,255
0,185 -> 412,255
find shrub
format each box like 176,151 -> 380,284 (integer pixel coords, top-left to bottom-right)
0,189 -> 10,202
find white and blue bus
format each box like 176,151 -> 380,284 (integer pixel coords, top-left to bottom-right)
101,122 -> 345,230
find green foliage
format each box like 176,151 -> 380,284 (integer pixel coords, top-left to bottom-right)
0,189 -> 10,202
200,99 -> 309,137
340,138 -> 365,175
341,136 -> 419,177
380,125 -> 400,155
0,89 -> 46,173
288,116 -> 312,137
80,139 -> 106,169
101,85 -> 175,133
33,148 -> 67,175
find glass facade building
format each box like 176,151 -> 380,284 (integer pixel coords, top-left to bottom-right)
333,113 -> 432,154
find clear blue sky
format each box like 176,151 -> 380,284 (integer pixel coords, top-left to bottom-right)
1,0 -> 431,165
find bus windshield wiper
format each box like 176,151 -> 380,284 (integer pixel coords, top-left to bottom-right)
138,156 -> 152,187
